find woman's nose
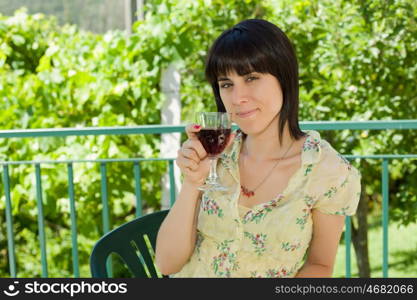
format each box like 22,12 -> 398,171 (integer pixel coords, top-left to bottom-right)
231,84 -> 250,105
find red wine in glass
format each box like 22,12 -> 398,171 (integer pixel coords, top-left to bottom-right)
195,112 -> 232,191
197,128 -> 231,157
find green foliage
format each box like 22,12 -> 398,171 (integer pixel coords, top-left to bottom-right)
267,0 -> 417,226
0,9 -> 167,277
0,0 -> 416,277
0,1 -> 265,277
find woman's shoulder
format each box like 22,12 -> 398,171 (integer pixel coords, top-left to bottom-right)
304,134 -> 361,200
313,135 -> 361,180
306,135 -> 362,215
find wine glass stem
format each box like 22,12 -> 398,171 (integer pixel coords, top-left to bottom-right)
207,157 -> 218,184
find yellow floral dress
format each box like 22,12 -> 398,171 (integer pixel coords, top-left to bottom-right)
171,129 -> 361,278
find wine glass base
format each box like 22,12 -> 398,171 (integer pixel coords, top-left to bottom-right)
197,183 -> 228,192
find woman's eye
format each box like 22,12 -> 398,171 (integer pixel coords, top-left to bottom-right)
246,76 -> 258,82
220,83 -> 232,89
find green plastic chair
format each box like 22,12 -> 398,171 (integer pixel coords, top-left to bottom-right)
90,209 -> 169,278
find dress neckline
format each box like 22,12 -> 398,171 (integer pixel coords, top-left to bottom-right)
236,132 -> 311,212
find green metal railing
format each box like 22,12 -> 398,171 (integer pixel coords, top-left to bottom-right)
1,120 -> 417,278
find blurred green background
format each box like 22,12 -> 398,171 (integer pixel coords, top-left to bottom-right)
0,0 -> 416,277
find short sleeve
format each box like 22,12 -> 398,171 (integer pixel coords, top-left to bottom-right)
313,167 -> 362,216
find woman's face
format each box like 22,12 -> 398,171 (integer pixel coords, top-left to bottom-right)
218,71 -> 283,135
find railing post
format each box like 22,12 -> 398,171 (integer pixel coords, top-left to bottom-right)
67,163 -> 80,277
382,159 -> 389,277
169,160 -> 176,207
3,165 -> 17,277
100,162 -> 112,277
35,164 -> 48,277
133,161 -> 143,217
344,216 -> 352,278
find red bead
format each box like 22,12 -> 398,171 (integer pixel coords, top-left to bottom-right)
241,185 -> 255,197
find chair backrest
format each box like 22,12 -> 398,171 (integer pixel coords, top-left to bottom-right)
90,209 -> 169,278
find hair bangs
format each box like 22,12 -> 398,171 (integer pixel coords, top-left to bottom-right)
205,29 -> 273,84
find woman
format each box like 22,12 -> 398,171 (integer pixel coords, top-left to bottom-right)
155,19 -> 361,278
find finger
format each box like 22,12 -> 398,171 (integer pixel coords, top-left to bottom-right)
184,140 -> 207,160
184,159 -> 199,171
176,154 -> 188,168
176,155 -> 199,171
185,123 -> 202,140
181,148 -> 200,164
183,139 -> 207,160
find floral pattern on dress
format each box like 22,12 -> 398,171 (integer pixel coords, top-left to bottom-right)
250,263 -> 299,278
211,239 -> 239,277
296,195 -> 315,230
230,147 -> 238,162
324,186 -> 338,198
304,164 -> 313,176
201,193 -> 224,217
244,232 -> 267,256
334,206 -> 350,216
241,195 -> 284,224
303,137 -> 320,152
341,177 -> 349,188
281,241 -> 301,252
220,154 -> 234,172
195,231 -> 204,254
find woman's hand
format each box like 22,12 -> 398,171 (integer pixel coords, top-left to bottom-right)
176,124 -> 235,187
176,124 -> 211,187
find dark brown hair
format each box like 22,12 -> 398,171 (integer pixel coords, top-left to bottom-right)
205,19 -> 305,145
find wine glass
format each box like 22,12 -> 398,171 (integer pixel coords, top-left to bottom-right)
195,112 -> 232,191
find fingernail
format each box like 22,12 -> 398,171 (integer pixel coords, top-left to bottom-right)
194,125 -> 201,129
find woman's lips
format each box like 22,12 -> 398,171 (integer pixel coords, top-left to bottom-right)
237,109 -> 258,119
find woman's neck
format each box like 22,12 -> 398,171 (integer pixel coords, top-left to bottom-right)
241,123 -> 297,163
